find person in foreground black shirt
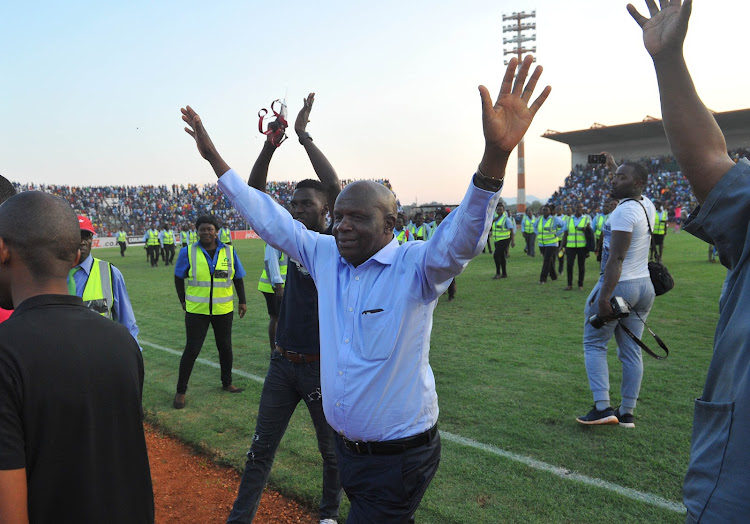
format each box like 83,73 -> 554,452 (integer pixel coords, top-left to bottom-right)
0,191 -> 154,524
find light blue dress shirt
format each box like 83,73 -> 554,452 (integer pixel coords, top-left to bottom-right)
219,168 -> 501,441
69,254 -> 141,349
264,244 -> 285,285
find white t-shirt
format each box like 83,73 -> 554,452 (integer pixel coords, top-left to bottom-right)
601,196 -> 655,281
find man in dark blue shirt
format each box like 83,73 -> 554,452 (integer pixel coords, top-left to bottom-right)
227,93 -> 343,524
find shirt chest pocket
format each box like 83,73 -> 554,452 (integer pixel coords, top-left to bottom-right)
358,309 -> 397,361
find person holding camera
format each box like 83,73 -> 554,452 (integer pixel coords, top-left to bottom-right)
576,152 -> 655,427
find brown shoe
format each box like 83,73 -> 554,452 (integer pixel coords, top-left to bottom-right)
222,385 -> 244,394
173,393 -> 186,409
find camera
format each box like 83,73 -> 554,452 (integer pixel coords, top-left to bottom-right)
589,296 -> 630,329
588,154 -> 607,165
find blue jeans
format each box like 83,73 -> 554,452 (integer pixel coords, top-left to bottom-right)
583,277 -> 655,409
227,351 -> 341,523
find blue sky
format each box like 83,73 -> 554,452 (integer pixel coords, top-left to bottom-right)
2,0 -> 746,205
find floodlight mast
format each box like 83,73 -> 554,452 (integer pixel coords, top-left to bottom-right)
502,10 -> 536,212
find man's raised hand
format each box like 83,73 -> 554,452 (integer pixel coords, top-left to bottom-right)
294,93 -> 315,136
479,55 -> 551,156
181,105 -> 230,178
627,0 -> 692,59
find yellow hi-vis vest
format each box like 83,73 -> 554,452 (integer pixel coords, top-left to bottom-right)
522,215 -> 536,234
594,214 -> 607,239
117,231 -> 127,242
189,230 -> 198,244
219,228 -> 232,244
565,215 -> 590,248
538,216 -> 558,245
82,258 -> 115,320
185,244 -> 236,315
491,216 -> 512,242
654,210 -> 667,235
258,246 -> 288,293
163,230 -> 175,245
395,229 -> 411,245
180,231 -> 189,245
146,229 -> 160,246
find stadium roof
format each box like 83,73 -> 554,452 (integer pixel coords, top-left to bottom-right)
542,108 -> 750,146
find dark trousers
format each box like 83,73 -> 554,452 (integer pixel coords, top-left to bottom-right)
523,232 -> 536,256
177,311 -> 233,394
557,247 -> 565,274
146,245 -> 159,266
482,232 -> 493,253
227,352 -> 341,523
334,429 -> 441,523
447,278 -> 456,299
118,241 -> 127,256
493,239 -> 511,276
539,245 -> 558,282
163,244 -> 175,265
566,246 -> 587,287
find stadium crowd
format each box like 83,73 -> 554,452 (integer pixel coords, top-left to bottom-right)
547,146 -> 749,216
11,177 -> 393,237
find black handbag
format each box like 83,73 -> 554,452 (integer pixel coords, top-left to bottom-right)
584,224 -> 597,252
621,199 -> 675,296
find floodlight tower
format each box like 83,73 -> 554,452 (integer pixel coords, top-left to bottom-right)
503,10 -> 536,213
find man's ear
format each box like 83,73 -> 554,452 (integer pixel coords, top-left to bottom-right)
0,238 -> 10,266
72,248 -> 81,268
384,214 -> 397,233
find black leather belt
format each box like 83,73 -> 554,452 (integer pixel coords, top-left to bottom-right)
339,424 -> 438,455
274,346 -> 320,364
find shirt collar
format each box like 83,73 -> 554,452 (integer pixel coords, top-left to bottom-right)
13,294 -> 84,315
339,236 -> 400,268
76,254 -> 95,274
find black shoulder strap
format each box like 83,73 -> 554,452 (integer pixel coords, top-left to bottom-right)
617,318 -> 669,360
619,198 -> 653,235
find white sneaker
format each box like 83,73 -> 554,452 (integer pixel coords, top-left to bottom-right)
320,520 -> 338,524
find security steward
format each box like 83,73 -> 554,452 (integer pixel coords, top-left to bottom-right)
68,215 -> 141,346
219,224 -> 233,245
490,204 -> 515,279
143,225 -> 160,267
650,200 -> 667,263
116,229 -> 128,257
173,214 -> 247,409
161,227 -> 176,266
258,243 -> 287,354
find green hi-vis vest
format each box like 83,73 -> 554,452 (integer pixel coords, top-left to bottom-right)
186,244 -> 236,315
538,216 -> 558,245
219,228 -> 232,244
258,246 -> 288,293
163,231 -> 175,245
146,229 -> 160,246
117,231 -> 127,242
565,215 -> 590,248
654,210 -> 668,235
522,216 -> 535,234
491,216 -> 512,241
189,230 -> 198,244
82,258 -> 115,320
395,229 -> 410,245
594,214 -> 607,239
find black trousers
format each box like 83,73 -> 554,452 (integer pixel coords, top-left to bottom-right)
493,239 -> 511,276
177,311 -> 234,394
539,245 -> 558,282
163,244 -> 175,265
334,429 -> 441,523
146,245 -> 159,266
566,246 -> 587,287
118,241 -> 127,256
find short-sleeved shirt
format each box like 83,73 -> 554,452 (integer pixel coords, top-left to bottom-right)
0,294 -> 154,523
682,158 -> 750,520
600,197 -> 655,280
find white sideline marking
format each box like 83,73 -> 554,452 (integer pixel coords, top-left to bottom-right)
142,339 -> 686,514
